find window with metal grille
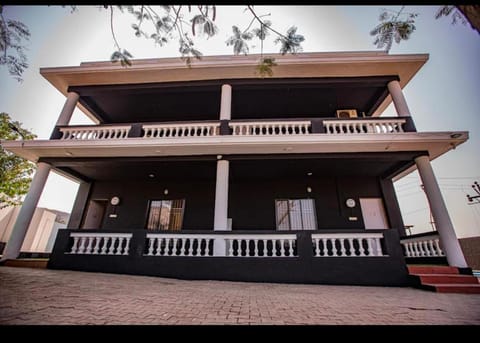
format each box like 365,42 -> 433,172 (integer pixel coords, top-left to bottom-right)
146,199 -> 185,231
275,199 -> 317,230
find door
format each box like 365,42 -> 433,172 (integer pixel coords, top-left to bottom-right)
82,200 -> 108,229
359,198 -> 389,229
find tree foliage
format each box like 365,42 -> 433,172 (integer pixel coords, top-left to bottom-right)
370,5 -> 480,53
0,113 -> 36,209
370,6 -> 417,53
0,5 -> 30,82
1,5 -> 479,81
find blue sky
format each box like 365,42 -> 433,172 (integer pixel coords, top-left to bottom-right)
1,5 -> 479,237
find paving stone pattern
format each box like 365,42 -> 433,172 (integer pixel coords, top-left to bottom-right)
0,266 -> 479,325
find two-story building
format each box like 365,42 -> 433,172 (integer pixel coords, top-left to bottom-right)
0,51 -> 470,286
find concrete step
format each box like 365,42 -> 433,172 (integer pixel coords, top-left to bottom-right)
3,258 -> 49,269
421,283 -> 480,294
412,274 -> 479,285
407,265 -> 460,275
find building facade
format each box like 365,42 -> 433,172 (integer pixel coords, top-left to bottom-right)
0,51 -> 470,285
0,206 -> 68,254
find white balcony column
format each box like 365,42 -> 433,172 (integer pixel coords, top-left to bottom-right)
213,159 -> 230,256
415,155 -> 468,267
56,91 -> 80,126
220,84 -> 232,120
387,80 -> 411,117
1,162 -> 51,261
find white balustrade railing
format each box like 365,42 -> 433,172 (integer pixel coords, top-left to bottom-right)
145,233 -> 297,257
145,234 -> 216,257
311,233 -> 384,257
323,118 -> 406,135
60,125 -> 131,140
68,232 -> 132,255
142,122 -> 220,138
225,234 -> 297,257
400,234 -> 445,257
229,121 -> 311,136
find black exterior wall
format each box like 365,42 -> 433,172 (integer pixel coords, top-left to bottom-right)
83,174 -> 386,231
48,228 -> 409,286
87,179 -> 216,230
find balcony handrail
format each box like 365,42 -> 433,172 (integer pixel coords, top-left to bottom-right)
59,125 -> 131,140
229,120 -> 311,136
311,232 -> 384,257
323,118 -> 407,135
400,233 -> 444,257
68,232 -> 132,255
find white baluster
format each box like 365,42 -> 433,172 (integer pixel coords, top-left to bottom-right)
403,243 -> 411,257
147,238 -> 154,256
422,241 -> 430,257
116,237 -> 124,255
339,238 -> 346,256
157,238 -> 164,256
78,237 -> 87,254
434,239 -> 444,256
108,237 -> 117,255
321,238 -> 328,256
85,237 -> 94,254
279,239 -> 285,257
288,239 -> 294,256
100,237 -> 109,254
253,239 -> 259,257
374,238 -> 382,256
348,238 -> 355,256
91,237 -> 101,255
244,239 -> 250,256
262,239 -> 268,257
412,241 -> 419,257
358,238 -> 366,256
314,238 -> 320,256
70,236 -> 80,253
428,240 -> 436,256
417,241 -> 426,256
123,237 -> 131,255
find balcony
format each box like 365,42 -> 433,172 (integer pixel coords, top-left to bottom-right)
1,116 -> 467,163
54,117 -> 413,141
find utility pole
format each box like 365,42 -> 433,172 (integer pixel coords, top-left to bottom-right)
466,181 -> 480,205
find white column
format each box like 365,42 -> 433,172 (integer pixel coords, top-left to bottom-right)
387,80 -> 411,117
1,162 -> 51,261
213,159 -> 229,256
220,84 -> 232,120
415,155 -> 468,267
56,91 -> 79,126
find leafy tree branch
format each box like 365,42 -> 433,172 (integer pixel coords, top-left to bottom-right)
0,112 -> 36,208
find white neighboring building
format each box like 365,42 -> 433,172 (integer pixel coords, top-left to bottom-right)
0,206 -> 69,254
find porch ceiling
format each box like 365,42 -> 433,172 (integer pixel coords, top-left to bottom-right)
43,152 -> 420,182
69,76 -> 394,124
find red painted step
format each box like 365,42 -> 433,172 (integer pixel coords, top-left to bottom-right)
407,265 -> 480,294
414,274 -> 479,285
421,283 -> 480,294
407,265 -> 459,275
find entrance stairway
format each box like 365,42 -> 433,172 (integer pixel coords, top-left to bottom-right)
408,265 -> 480,294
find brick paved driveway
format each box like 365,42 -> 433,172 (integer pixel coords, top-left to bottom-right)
0,266 -> 479,325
